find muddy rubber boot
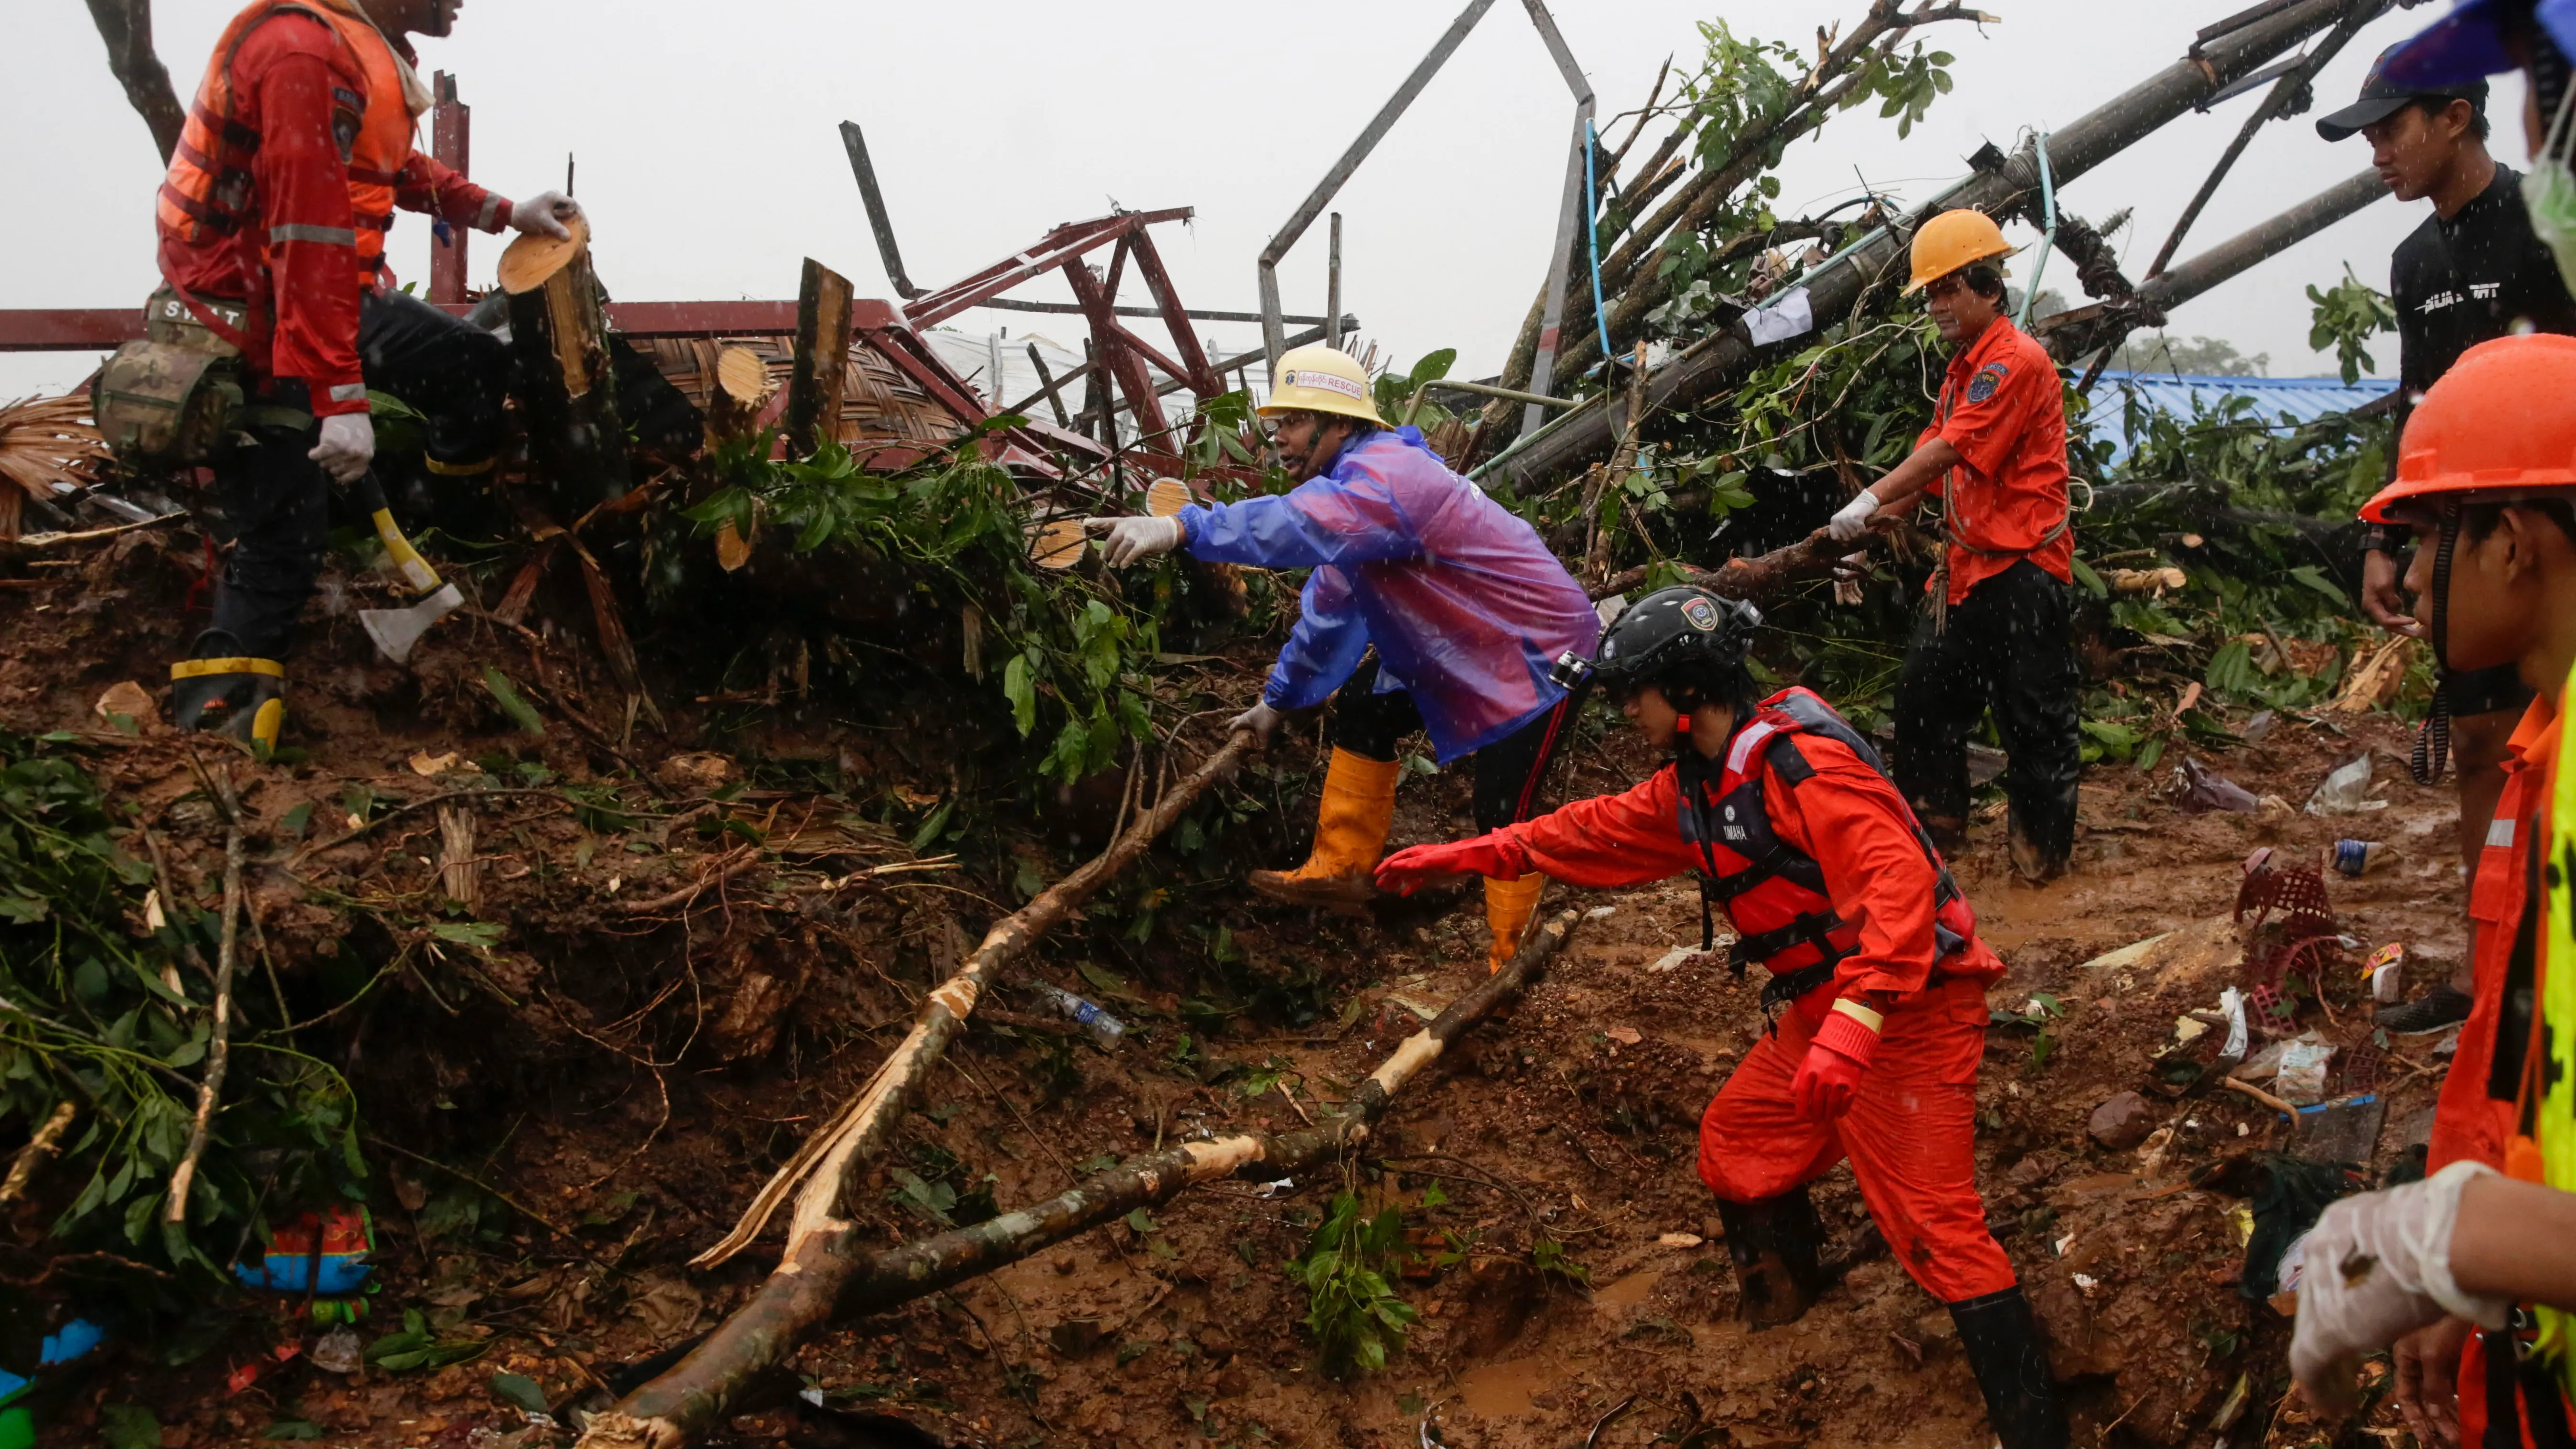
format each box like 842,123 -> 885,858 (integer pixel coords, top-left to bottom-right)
172,635 -> 287,754
1247,748 -> 1400,913
1949,1286 -> 2068,1449
1922,814 -> 1969,859
1716,1189 -> 1827,1329
1483,873 -> 1546,973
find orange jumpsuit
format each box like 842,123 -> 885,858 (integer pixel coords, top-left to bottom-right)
1503,708 -> 2016,1303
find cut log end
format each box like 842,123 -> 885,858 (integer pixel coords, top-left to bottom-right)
497,213 -> 592,296
1029,520 -> 1087,570
715,347 -> 771,407
1145,478 -> 1191,518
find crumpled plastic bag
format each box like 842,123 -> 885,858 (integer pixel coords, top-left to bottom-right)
2304,753 -> 2389,815
2179,757 -> 2261,814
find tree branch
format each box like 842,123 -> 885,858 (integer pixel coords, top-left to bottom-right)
83,0 -> 184,163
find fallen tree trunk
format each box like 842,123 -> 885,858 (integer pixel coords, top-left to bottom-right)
690,729 -> 1259,1270
580,906 -> 1585,1449
1590,527 -> 1858,603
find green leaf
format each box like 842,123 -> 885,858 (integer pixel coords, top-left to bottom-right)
490,1371 -> 549,1414
908,799 -> 953,853
479,666 -> 547,738
430,920 -> 504,950
1001,654 -> 1038,738
1077,962 -> 1136,1001
101,1404 -> 161,1449
2288,565 -> 2351,608
263,1422 -> 325,1440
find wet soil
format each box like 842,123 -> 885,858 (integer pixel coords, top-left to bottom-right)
2,531 -> 2464,1449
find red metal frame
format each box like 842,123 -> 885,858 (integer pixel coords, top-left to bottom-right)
428,72 -> 471,306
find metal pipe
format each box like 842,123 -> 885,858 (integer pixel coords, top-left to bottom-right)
1424,378 -> 1580,408
974,297 -> 1337,326
1476,0 -> 2361,494
1518,0 -> 1597,435
1258,0 -> 1501,372
840,120 -> 924,300
1328,213 -> 1345,352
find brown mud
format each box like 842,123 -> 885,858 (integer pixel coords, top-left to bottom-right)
3,530 -> 2463,1449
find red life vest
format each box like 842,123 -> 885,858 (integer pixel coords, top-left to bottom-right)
1674,687 -> 1980,1011
157,0 -> 418,295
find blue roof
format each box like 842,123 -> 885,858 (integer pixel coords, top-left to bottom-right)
2082,371 -> 2398,463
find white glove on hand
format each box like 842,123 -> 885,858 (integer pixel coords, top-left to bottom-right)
510,191 -> 580,240
2291,1162 -> 2509,1417
1087,515 -> 1186,567
1228,701 -> 1283,745
1827,490 -> 1880,543
309,412 -> 376,483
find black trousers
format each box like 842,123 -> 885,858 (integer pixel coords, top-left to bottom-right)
1330,655 -> 1587,833
1892,560 -> 2082,861
200,291 -> 505,663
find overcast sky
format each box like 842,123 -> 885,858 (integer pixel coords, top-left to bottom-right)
0,0 -> 2518,402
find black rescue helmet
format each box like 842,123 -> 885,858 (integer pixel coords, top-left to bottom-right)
1594,586 -> 1762,708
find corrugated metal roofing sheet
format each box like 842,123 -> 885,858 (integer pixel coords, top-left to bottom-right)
2082,371 -> 2397,462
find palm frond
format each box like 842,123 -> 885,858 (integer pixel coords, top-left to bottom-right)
0,393 -> 111,541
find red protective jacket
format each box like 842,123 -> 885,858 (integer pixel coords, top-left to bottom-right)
1503,689 -> 2004,1017
158,0 -> 512,417
1914,316 -> 2073,606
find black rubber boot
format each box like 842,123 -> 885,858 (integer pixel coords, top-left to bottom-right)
1949,1286 -> 2068,1449
1716,1189 -> 1828,1329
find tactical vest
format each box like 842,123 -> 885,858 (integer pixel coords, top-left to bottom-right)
158,0 -> 417,292
1675,688 -> 1978,1012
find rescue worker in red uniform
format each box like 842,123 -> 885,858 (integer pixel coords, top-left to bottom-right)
157,0 -> 577,743
1829,209 -> 2084,882
1374,586 -> 2066,1449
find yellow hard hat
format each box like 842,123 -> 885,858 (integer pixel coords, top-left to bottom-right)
1905,209 -> 2015,294
1259,344 -> 1385,425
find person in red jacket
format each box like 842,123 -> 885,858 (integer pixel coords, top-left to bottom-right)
157,0 -> 577,745
1376,586 -> 2065,1449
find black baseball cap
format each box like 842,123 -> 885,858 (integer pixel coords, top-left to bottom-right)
2316,44 -> 2491,141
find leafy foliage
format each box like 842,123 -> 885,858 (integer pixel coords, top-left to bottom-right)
680,434 -> 1166,786
1288,1190 -> 1417,1374
0,735 -> 363,1283
2307,265 -> 2398,385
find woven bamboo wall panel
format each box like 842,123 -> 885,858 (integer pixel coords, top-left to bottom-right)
634,336 -> 967,450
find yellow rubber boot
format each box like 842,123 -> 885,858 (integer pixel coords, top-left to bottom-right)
1484,872 -> 1547,973
1247,748 -> 1401,913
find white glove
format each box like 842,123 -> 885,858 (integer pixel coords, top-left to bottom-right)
1087,515 -> 1186,567
1229,701 -> 1283,744
510,191 -> 580,240
309,412 -> 376,483
2291,1162 -> 2510,1416
1827,490 -> 1880,544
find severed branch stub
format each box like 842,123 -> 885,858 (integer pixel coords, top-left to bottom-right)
580,908 -> 1586,1449
0,1102 -> 77,1209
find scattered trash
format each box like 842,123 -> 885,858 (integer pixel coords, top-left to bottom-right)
1033,984 -> 1126,1049
1255,1178 -> 1296,1198
309,1326 -> 363,1375
2295,1094 -> 2385,1165
2322,839 -> 2399,876
2275,1041 -> 2336,1106
2072,1273 -> 2101,1298
2177,757 -> 2260,814
2304,752 -> 2388,815
2366,943 -> 2406,1003
234,1204 -> 374,1296
1643,945 -> 1705,973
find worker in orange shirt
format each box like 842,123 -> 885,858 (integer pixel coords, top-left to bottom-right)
2279,332 -> 2576,1444
1373,587 -> 2065,1449
1828,210 -> 2083,883
155,0 -> 576,748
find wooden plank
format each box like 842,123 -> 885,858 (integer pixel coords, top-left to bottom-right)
786,258 -> 855,456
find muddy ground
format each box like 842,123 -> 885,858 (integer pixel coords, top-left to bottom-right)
1,526 -> 2463,1449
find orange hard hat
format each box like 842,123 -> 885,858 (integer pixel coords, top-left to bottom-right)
2361,333 -> 2576,523
1905,209 -> 2015,294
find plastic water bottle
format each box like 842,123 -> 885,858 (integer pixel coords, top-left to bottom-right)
2322,839 -> 2398,877
1034,984 -> 1125,1049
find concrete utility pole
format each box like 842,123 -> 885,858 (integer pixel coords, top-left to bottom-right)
1477,0 -> 2375,496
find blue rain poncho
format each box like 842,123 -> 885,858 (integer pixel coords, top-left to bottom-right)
1177,426 -> 1598,763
